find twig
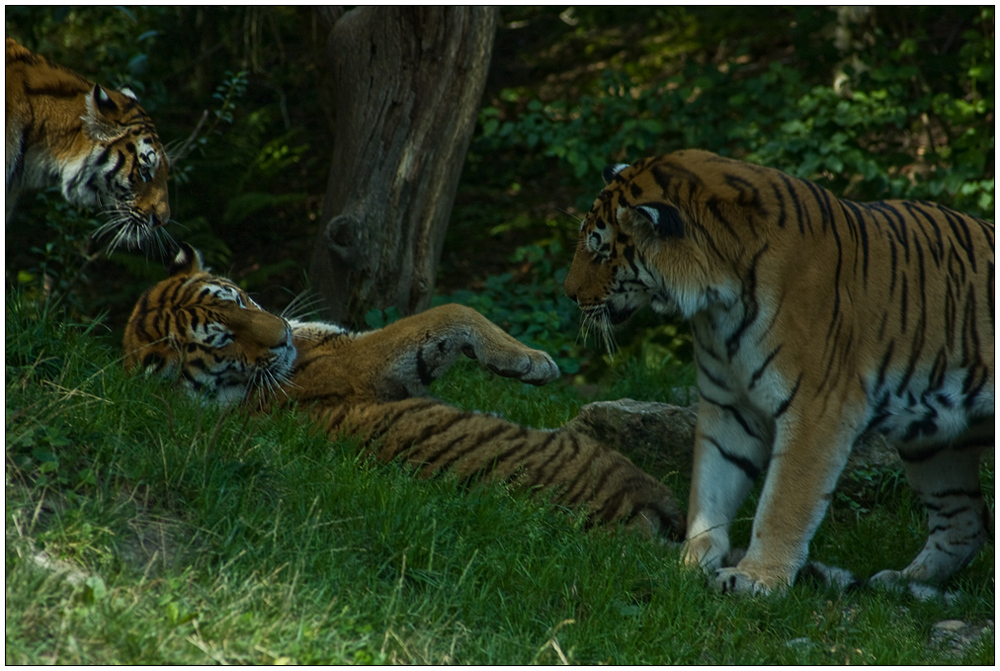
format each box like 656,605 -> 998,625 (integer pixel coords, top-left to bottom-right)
170,109 -> 210,164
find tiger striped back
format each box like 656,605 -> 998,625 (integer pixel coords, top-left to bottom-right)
307,396 -> 683,535
5,37 -> 170,251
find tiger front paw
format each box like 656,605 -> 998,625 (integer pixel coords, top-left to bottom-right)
714,566 -> 790,596
868,569 -> 907,591
485,348 -> 560,386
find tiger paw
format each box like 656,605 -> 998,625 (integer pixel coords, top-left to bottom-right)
868,569 -> 908,591
485,348 -> 559,386
714,566 -> 789,596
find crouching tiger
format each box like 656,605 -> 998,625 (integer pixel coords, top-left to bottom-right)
5,37 -> 170,250
565,149 -> 994,595
123,244 -> 684,539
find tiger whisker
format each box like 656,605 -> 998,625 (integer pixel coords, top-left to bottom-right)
247,366 -> 291,404
280,290 -> 326,323
576,306 -> 617,355
151,226 -> 178,261
287,327 -> 323,343
557,207 -> 585,227
92,204 -> 180,256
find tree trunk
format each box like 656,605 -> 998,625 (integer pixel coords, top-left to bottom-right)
309,7 -> 498,326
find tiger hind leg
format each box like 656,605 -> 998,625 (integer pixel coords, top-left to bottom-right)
871,436 -> 992,588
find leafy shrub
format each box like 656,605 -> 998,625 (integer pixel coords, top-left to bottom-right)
474,7 -> 993,217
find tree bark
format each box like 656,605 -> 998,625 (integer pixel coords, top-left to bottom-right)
309,7 -> 498,326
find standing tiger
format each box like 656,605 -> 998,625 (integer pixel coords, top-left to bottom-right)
564,149 -> 994,595
5,37 -> 170,250
122,244 -> 684,539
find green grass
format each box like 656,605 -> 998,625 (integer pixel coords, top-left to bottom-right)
5,292 -> 994,664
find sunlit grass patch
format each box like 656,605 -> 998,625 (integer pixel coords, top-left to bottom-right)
5,292 -> 994,664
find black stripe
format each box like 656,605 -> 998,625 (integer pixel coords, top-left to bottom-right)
704,197 -> 740,240
898,442 -> 946,463
415,347 -> 433,388
899,274 -> 909,334
697,361 -> 731,392
773,375 -> 801,418
407,412 -> 475,455
531,433 -> 585,492
104,150 -> 125,188
459,431 -> 560,487
943,274 -> 958,349
725,242 -> 767,358
927,486 -> 982,501
960,286 -> 982,369
295,390 -> 350,405
769,180 -> 787,229
140,351 -> 165,371
292,354 -> 322,376
870,201 -> 911,261
961,365 -> 988,410
698,390 -> 763,440
704,435 -> 761,480
422,421 -> 515,475
366,400 -> 439,444
927,349 -> 948,391
841,200 -> 870,285
23,81 -> 89,99
902,202 -> 944,266
938,205 -> 978,274
777,173 -> 808,235
896,241 -> 929,395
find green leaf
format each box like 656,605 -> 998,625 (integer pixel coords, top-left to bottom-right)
84,576 -> 107,602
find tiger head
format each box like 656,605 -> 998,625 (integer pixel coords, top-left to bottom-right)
123,244 -> 295,406
79,84 -> 171,251
564,151 -> 750,342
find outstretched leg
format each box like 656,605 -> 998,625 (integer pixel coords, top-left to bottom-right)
352,303 -> 559,397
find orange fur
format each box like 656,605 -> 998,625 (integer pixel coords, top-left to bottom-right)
123,245 -> 685,539
566,149 -> 994,593
5,38 -> 170,250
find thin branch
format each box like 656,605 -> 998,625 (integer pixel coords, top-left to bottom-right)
169,109 -> 209,165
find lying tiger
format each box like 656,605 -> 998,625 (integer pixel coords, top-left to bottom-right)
123,244 -> 684,539
5,37 -> 170,250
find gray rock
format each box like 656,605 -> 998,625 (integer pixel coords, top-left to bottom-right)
929,618 -> 994,657
565,399 -> 697,475
566,398 -> 902,476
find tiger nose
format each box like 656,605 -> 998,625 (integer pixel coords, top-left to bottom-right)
563,268 -> 581,303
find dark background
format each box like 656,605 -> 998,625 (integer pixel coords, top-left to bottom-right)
6,6 -> 994,378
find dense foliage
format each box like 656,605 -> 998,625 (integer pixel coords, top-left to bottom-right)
6,8 -> 992,352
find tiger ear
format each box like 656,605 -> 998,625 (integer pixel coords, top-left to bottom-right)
170,243 -> 207,276
602,163 -> 630,185
634,203 -> 685,239
83,84 -> 127,141
92,84 -> 119,114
